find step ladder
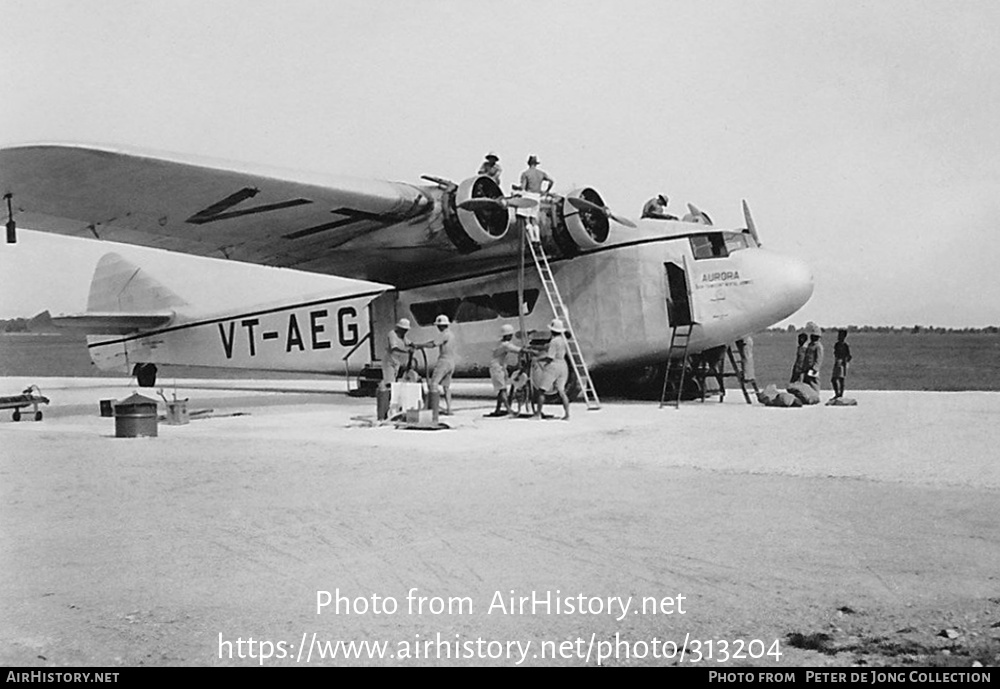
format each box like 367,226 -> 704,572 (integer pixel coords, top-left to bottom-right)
726,344 -> 760,404
526,236 -> 601,410
659,324 -> 694,409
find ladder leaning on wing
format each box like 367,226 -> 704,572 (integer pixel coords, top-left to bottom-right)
525,235 -> 601,410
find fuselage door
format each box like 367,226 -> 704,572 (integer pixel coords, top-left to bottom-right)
368,291 -> 398,362
664,260 -> 694,327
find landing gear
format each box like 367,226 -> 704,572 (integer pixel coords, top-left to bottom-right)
12,409 -> 20,421
133,363 -> 158,387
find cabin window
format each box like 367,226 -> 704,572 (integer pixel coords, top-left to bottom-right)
409,298 -> 460,326
690,233 -> 729,259
455,295 -> 498,323
409,289 -> 540,326
492,289 -> 540,318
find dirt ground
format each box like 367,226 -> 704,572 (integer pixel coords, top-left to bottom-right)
1,377 -> 998,667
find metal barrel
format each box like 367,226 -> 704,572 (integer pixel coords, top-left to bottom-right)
113,393 -> 159,438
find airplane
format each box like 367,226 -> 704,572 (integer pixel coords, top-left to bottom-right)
0,143 -> 813,398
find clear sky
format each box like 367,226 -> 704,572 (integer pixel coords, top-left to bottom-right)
1,0 -> 998,327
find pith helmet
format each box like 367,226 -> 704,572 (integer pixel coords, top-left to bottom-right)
396,318 -> 411,330
486,151 -> 499,161
434,314 -> 451,326
500,324 -> 515,336
549,318 -> 567,333
805,321 -> 821,336
658,194 -> 669,204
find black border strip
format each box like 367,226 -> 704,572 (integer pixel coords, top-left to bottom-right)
88,289 -> 386,349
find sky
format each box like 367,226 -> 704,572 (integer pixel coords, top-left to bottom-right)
1,0 -> 998,327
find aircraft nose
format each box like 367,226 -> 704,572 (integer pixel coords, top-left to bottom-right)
783,255 -> 814,313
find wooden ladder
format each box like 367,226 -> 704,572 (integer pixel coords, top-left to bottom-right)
659,324 -> 694,409
726,344 -> 759,404
526,237 -> 601,410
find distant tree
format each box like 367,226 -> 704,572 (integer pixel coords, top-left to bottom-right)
0,318 -> 29,333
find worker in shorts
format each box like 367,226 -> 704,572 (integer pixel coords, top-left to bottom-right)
831,329 -> 852,399
517,155 -> 553,242
789,331 -> 808,383
381,318 -> 413,390
486,324 -> 522,417
531,318 -> 571,421
423,314 -> 457,415
800,322 -> 824,393
478,151 -> 502,185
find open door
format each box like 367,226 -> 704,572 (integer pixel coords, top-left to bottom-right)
664,261 -> 693,327
367,291 -> 399,362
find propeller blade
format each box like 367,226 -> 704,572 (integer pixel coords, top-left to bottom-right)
686,203 -> 713,226
420,174 -> 456,189
566,196 -> 636,228
609,213 -> 637,229
742,199 -> 760,246
566,196 -> 602,214
505,196 -> 538,209
457,198 -> 504,211
457,196 -> 539,212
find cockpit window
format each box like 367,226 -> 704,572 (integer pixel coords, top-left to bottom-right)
690,233 -> 728,259
723,231 -> 754,253
690,231 -> 755,259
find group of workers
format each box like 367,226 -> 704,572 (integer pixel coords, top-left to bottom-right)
382,314 -> 573,420
477,151 -> 554,195
478,151 -> 554,241
790,322 -> 852,398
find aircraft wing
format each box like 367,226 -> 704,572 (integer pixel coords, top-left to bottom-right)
0,143 -> 433,272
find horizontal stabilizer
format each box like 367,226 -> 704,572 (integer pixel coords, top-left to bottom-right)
51,311 -> 175,334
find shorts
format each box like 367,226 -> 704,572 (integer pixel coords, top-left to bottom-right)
489,362 -> 509,392
532,359 -> 568,394
431,358 -> 455,388
515,192 -> 540,220
831,361 -> 847,379
381,361 -> 400,387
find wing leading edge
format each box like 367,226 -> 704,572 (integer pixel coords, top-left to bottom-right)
0,143 -> 432,271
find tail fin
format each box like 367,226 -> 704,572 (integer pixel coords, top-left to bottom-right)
51,253 -> 184,334
87,252 -> 188,313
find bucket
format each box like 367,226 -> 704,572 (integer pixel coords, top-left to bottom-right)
99,399 -> 115,417
164,399 -> 189,425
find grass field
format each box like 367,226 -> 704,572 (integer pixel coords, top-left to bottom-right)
1,331 -> 998,391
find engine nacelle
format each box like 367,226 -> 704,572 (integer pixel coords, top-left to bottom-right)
549,187 -> 611,255
441,176 -> 514,253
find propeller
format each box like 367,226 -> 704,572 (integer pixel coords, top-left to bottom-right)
420,174 -> 456,190
742,199 -> 761,246
565,196 -> 637,229
684,203 -> 713,226
457,196 -> 538,212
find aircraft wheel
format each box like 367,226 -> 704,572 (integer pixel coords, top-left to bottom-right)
35,411 -> 43,421
136,363 -> 158,387
12,410 -> 21,421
